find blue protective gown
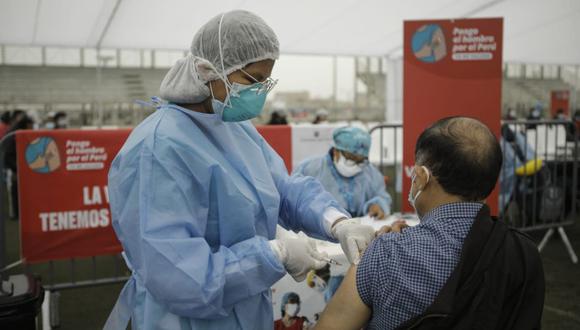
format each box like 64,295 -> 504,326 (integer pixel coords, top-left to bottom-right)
292,153 -> 392,217
499,132 -> 535,211
323,275 -> 344,303
106,104 -> 345,330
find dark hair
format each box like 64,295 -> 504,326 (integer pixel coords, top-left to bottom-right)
415,117 -> 502,201
54,111 -> 67,120
12,115 -> 34,130
10,109 -> 25,121
1,112 -> 11,124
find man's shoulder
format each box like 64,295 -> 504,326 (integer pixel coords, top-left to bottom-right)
365,223 -> 468,278
376,223 -> 441,244
364,227 -> 427,263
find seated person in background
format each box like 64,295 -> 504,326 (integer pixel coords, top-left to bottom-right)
0,111 -> 11,138
526,107 -> 542,129
314,117 -> 545,330
268,110 -> 288,125
553,108 -> 567,120
312,109 -> 329,124
293,127 -> 392,219
275,292 -> 311,330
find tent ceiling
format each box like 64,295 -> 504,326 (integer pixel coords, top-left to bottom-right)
1,0 -> 579,64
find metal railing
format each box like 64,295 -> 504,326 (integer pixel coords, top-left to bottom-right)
369,124 -> 403,212
500,120 -> 578,263
0,131 -> 129,329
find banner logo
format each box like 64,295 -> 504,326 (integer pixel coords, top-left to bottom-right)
412,24 -> 447,63
25,137 -> 61,173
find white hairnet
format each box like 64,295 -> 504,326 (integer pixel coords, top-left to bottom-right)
160,10 -> 279,103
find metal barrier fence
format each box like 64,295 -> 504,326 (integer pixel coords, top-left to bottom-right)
369,124 -> 403,212
500,120 -> 578,263
369,120 -> 578,263
0,131 -> 129,329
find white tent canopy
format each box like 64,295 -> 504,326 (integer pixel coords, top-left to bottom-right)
1,0 -> 579,64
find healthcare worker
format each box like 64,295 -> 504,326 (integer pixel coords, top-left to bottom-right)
293,127 -> 392,219
499,125 -> 536,213
105,10 -> 374,330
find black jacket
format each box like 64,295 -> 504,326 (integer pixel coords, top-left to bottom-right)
399,205 -> 545,330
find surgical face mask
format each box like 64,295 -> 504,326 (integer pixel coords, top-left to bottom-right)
285,303 -> 299,317
408,166 -> 430,212
335,154 -> 363,178
313,276 -> 327,293
212,81 -> 268,122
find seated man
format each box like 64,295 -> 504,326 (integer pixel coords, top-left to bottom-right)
314,117 -> 545,330
293,127 -> 392,219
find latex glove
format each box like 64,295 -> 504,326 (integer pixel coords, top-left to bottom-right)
331,218 -> 375,265
367,203 -> 386,220
269,236 -> 328,282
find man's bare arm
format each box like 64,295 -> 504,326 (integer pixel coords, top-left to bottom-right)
314,265 -> 371,330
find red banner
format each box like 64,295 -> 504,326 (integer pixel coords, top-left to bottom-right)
403,18 -> 503,214
16,126 -> 293,263
551,90 -> 570,118
16,129 -> 130,263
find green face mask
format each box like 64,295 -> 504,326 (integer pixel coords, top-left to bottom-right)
211,82 -> 266,122
211,69 -> 277,122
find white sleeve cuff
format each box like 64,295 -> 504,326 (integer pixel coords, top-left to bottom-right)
323,207 -> 349,237
268,239 -> 285,264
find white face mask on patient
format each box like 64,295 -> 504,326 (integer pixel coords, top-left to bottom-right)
408,166 -> 430,213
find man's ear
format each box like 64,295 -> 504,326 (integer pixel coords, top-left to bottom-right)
414,166 -> 430,191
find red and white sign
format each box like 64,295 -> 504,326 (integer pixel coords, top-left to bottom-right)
290,125 -> 335,169
15,126 -> 299,263
16,129 -> 130,263
403,18 -> 503,214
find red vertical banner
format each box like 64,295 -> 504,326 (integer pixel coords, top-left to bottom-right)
403,18 -> 503,214
16,129 -> 130,263
551,90 -> 570,117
